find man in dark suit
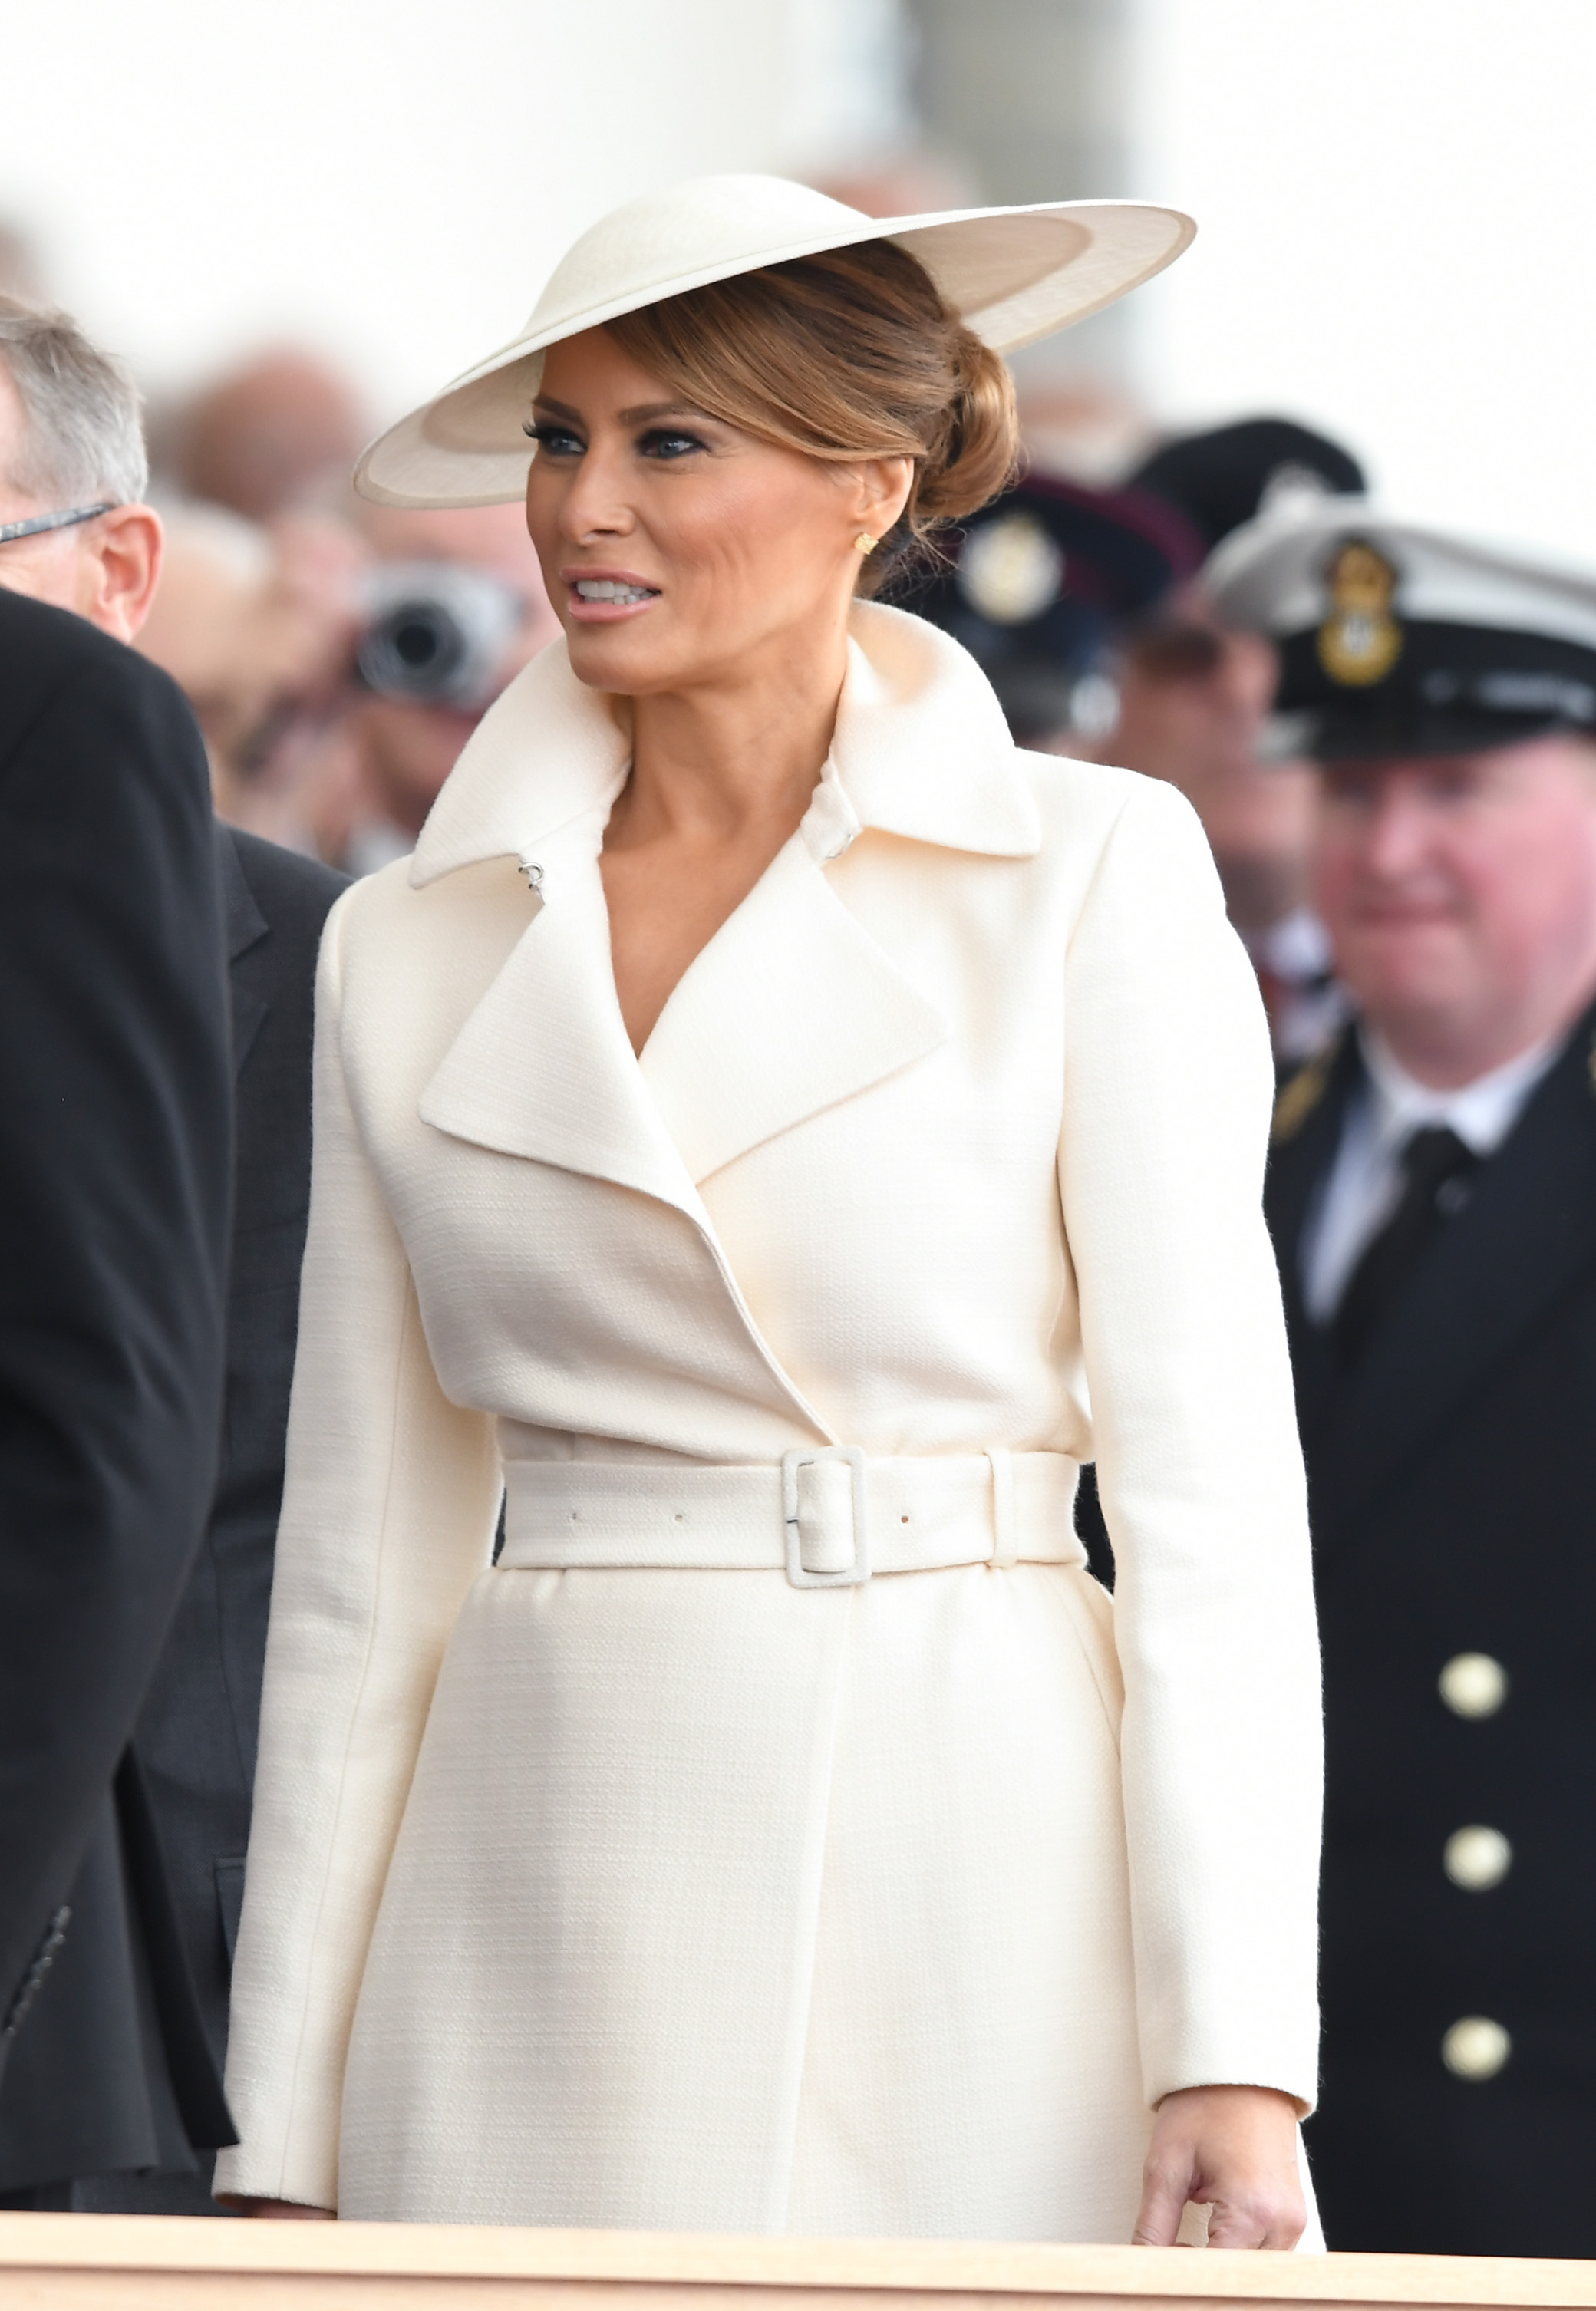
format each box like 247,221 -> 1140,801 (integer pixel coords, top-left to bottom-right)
0,292 -> 346,2208
1210,499 -> 1596,2253
0,584 -> 236,2194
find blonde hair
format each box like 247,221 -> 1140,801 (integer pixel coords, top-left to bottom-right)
605,240 -> 1019,595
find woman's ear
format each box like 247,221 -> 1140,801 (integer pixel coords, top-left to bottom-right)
852,455 -> 915,544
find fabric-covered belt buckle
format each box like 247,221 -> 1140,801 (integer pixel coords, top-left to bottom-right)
782,1446 -> 871,1588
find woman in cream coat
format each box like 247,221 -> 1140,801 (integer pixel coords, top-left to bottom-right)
217,176 -> 1323,2246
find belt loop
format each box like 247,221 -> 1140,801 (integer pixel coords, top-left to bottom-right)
986,1447 -> 1018,1569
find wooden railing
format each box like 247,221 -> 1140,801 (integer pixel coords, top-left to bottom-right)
0,2223 -> 1593,2311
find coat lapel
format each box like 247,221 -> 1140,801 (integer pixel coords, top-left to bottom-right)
1318,1002 -> 1596,1525
411,602 -> 1035,1204
640,606 -> 1034,1181
417,852 -> 709,1225
638,813 -> 950,1187
216,824 -> 270,1076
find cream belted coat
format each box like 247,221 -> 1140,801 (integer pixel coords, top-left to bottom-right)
216,602 -> 1323,2237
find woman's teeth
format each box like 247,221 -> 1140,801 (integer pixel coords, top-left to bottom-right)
575,579 -> 655,603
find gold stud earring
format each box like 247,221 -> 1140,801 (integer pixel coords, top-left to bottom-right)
854,532 -> 879,555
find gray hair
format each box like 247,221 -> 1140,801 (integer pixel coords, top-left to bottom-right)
0,295 -> 147,508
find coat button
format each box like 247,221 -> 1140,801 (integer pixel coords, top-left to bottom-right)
1442,2016 -> 1511,2079
1439,1652 -> 1509,1718
1443,1825 -> 1512,1890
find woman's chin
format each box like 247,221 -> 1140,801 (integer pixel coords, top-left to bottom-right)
563,624 -> 689,696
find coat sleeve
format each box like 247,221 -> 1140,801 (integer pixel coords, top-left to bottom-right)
1057,773 -> 1322,2114
0,631 -> 232,2042
214,889 -> 500,2210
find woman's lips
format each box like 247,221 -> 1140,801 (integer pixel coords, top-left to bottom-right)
562,568 -> 661,623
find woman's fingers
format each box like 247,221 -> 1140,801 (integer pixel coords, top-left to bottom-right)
1132,2145 -> 1197,2245
1133,2082 -> 1306,2250
1204,2189 -> 1305,2249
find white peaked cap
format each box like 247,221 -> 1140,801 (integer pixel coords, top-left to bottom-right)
355,173 -> 1195,509
1207,494 -> 1596,656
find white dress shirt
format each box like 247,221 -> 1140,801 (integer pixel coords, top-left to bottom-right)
1242,907 -> 1349,1064
1302,1024 -> 1561,1323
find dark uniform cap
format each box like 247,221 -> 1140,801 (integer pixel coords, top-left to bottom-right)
1205,498 -> 1596,761
1129,416 -> 1367,554
892,473 -> 1202,746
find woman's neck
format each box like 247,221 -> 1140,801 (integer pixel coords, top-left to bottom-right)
597,621 -> 853,1056
614,625 -> 849,849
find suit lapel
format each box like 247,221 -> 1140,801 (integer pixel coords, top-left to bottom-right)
1265,1030 -> 1361,1452
1319,1005 -> 1596,1523
216,824 -> 269,1076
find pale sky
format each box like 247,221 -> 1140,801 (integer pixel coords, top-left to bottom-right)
2,0 -> 1593,562
1128,0 -> 1596,560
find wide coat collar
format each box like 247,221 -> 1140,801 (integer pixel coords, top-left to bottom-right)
411,603 -> 1040,1218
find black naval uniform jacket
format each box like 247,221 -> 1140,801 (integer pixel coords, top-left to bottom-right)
0,592 -> 234,2184
0,824 -> 346,2202
1266,1000 -> 1596,2258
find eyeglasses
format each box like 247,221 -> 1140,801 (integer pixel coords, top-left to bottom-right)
0,502 -> 115,546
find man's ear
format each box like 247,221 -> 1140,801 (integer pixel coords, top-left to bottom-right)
87,505 -> 163,640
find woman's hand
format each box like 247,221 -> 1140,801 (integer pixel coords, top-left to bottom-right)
1133,2083 -> 1305,2248
217,2197 -> 338,2220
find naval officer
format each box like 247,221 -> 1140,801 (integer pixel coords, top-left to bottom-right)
1208,499 -> 1596,2255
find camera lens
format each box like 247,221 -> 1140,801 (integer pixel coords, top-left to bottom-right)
357,562 -> 524,710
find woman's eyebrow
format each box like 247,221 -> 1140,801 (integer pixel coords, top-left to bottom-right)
531,395 -> 584,421
618,401 -> 715,426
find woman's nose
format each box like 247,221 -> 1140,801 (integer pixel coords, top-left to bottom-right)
557,445 -> 633,543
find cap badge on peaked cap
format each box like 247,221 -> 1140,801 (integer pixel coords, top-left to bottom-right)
956,512 -> 1067,625
1317,539 -> 1403,687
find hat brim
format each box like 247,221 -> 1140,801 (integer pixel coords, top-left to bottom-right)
354,198 -> 1194,509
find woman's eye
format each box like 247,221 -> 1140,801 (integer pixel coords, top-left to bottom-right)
524,422 -> 584,457
638,428 -> 707,461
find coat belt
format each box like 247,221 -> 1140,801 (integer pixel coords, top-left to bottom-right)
499,1448 -> 1086,1587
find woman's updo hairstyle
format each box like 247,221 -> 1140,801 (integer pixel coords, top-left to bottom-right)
603,239 -> 1020,597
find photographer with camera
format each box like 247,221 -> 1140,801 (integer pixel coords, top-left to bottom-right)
329,500 -> 558,873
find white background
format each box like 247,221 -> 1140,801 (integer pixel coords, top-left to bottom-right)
3,0 -> 1595,558
1129,0 -> 1596,556
0,0 -> 903,417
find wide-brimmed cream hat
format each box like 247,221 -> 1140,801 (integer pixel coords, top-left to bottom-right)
355,173 -> 1195,509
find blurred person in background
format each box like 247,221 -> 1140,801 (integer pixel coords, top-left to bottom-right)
135,501 -> 362,844
0,294 -> 347,2212
1211,499 -> 1596,2257
0,298 -> 235,2207
153,348 -> 370,526
1116,420 -> 1368,1063
314,497 -> 559,872
890,469 -> 1201,751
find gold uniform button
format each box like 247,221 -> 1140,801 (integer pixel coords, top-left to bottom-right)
1443,1825 -> 1512,1890
1442,2016 -> 1511,2079
1439,1653 -> 1509,1718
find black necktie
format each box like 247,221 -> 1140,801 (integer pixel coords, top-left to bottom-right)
1332,1125 -> 1480,1367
